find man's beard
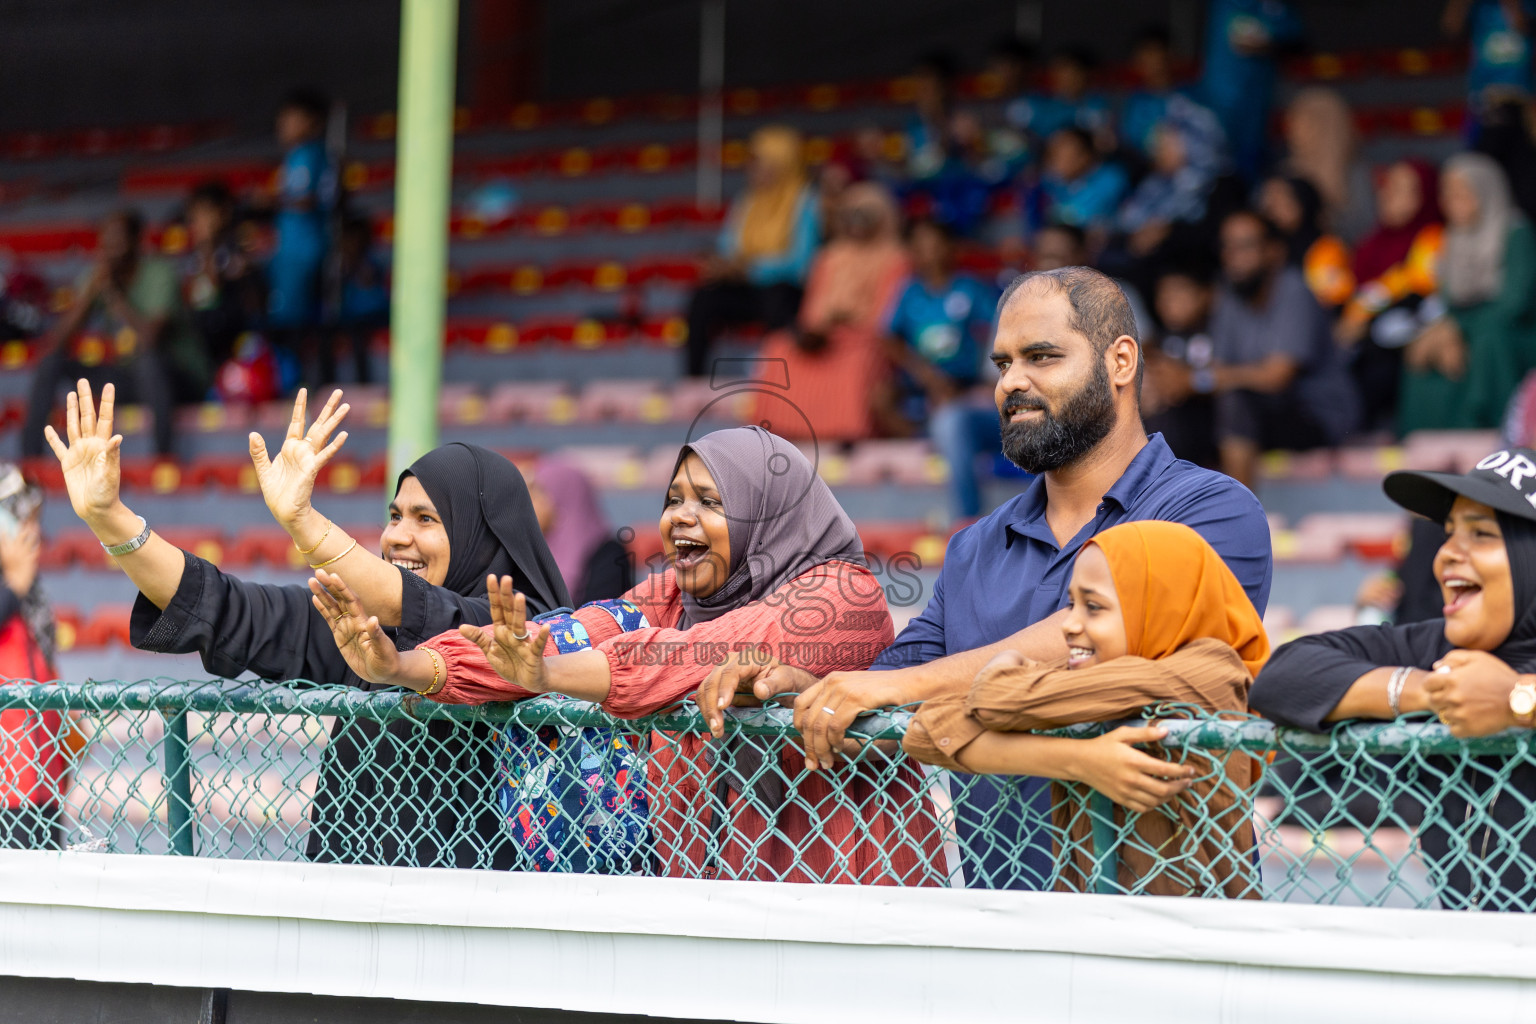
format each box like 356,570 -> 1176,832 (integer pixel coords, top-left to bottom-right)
998,358 -> 1116,474
1229,268 -> 1267,301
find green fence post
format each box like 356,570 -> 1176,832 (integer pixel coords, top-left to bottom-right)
163,711 -> 195,856
1089,791 -> 1118,895
387,0 -> 459,477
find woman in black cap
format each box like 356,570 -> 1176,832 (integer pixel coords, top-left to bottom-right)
1252,445 -> 1536,910
45,380 -> 569,868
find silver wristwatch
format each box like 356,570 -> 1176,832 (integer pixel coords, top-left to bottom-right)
101,516 -> 151,557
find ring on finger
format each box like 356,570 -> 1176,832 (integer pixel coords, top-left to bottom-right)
822,706 -> 837,715
510,628 -> 531,642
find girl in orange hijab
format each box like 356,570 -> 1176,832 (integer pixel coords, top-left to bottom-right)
903,520 -> 1269,897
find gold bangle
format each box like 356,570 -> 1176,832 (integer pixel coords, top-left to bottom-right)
421,647 -> 446,696
294,520 -> 333,556
308,538 -> 358,570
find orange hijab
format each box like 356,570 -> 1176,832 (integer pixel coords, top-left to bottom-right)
1084,521 -> 1269,679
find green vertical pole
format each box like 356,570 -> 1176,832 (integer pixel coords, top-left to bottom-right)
163,711 -> 195,856
388,0 -> 459,476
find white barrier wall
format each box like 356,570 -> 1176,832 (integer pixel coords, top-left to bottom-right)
0,850 -> 1531,1023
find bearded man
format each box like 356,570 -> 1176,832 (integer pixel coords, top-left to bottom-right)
751,266 -> 1273,889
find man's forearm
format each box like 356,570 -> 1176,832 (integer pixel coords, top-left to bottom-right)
878,610 -> 1071,705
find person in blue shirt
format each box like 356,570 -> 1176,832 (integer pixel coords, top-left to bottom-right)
1027,128 -> 1130,239
266,89 -> 334,371
737,266 -> 1273,890
1007,47 -> 1115,153
1196,0 -> 1302,180
1121,26 -> 1180,160
1444,0 -> 1535,132
324,215 -> 388,386
880,219 -> 1001,519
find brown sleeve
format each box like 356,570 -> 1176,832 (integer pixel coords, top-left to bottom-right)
966,639 -> 1251,732
901,693 -> 986,771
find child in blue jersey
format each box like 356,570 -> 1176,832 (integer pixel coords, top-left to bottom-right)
1007,47 -> 1115,153
1445,0 -> 1535,133
878,219 -> 1001,519
267,89 -> 334,347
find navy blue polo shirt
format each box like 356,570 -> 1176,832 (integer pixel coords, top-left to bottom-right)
874,432 -> 1272,889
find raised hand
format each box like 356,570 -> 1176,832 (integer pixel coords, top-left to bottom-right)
43,380 -> 124,527
458,574 -> 552,693
309,568 -> 401,685
249,388 -> 349,536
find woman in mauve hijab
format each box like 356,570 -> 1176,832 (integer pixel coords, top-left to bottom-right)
317,425 -> 945,884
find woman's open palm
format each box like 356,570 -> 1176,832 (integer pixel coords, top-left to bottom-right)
249,388 -> 350,531
309,569 -> 400,685
459,574 -> 551,692
43,379 -> 123,524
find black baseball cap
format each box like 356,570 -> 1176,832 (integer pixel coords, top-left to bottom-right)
1384,447 -> 1536,524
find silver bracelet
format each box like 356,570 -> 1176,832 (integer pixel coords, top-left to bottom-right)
100,515 -> 150,557
1386,665 -> 1412,718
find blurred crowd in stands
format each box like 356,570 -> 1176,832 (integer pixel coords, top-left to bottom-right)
13,89 -> 389,460
8,0 -> 1536,523
690,0 -> 1536,513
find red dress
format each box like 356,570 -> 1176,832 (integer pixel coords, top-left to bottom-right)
422,560 -> 944,885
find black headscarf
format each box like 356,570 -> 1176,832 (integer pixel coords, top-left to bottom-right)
398,443 -> 570,611
1489,512 -> 1536,671
1273,175 -> 1324,266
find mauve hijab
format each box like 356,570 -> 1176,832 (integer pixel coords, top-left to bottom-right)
673,425 -> 864,629
399,443 -> 570,612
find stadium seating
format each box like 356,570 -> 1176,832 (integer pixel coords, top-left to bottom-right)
0,41 -> 1482,654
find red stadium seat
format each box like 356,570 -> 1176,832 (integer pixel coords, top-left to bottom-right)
77,605 -> 135,649
1403,430 -> 1502,472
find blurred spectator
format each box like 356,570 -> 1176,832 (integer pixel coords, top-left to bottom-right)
684,125 -> 817,377
905,51 -> 963,181
322,215 -> 388,385
1339,160 -> 1445,430
1281,88 -> 1376,243
23,211 -> 205,459
1257,175 -> 1355,309
0,464 -> 68,851
877,219 -> 1000,518
1142,261 -> 1222,468
1031,221 -> 1090,271
1196,0 -> 1301,179
183,181 -> 264,370
751,183 -> 910,442
1474,94 -> 1536,218
1116,113 -> 1227,255
529,459 -> 632,606
1443,0 -> 1534,132
1120,26 -> 1183,158
985,34 -> 1039,105
1033,222 -> 1156,339
900,53 -> 997,235
1007,46 -> 1115,151
266,89 -> 335,360
1207,209 -> 1359,488
0,256 -> 48,343
1027,128 -> 1129,241
1401,152 -> 1536,431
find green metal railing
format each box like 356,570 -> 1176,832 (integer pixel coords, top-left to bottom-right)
1,679 -> 1532,910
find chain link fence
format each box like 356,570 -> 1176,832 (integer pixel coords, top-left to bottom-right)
0,679 -> 1529,909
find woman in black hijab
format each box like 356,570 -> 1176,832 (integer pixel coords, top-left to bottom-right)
1252,446 -> 1536,910
45,381 -> 568,868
